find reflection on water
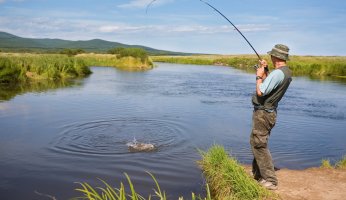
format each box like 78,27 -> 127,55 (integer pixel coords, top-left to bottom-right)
0,78 -> 84,101
0,64 -> 345,200
306,75 -> 346,85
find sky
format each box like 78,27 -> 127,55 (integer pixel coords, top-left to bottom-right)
1,0 -> 346,55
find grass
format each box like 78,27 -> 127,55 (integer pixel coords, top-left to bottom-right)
321,155 -> 346,169
73,172 -> 211,200
321,159 -> 333,169
73,145 -> 279,200
0,53 -> 91,83
198,145 -> 277,200
76,53 -> 153,71
0,53 -> 153,84
151,55 -> 346,77
336,156 -> 346,169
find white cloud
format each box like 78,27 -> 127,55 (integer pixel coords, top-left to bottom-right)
98,23 -> 270,34
0,0 -> 6,3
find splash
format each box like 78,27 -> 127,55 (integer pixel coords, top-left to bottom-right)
126,137 -> 156,152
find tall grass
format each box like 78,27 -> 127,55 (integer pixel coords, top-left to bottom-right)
0,53 -> 153,83
0,53 -> 91,83
151,55 -> 346,77
198,145 -> 277,200
76,53 -> 153,71
73,172 -> 211,200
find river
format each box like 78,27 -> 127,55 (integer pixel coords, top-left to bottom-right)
1,63 -> 345,199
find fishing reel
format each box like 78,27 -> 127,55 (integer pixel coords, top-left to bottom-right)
253,64 -> 269,72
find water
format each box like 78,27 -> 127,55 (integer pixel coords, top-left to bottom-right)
1,63 -> 346,199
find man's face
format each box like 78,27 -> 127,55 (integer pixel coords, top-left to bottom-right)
270,55 -> 276,64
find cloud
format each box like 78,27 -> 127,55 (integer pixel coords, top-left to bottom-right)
118,0 -> 173,9
98,23 -> 270,34
0,0 -> 6,3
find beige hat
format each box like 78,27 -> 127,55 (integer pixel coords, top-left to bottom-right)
267,44 -> 290,61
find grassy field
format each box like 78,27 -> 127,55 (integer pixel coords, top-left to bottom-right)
151,55 -> 346,77
0,53 -> 153,84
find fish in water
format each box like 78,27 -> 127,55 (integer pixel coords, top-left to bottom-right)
126,138 -> 156,152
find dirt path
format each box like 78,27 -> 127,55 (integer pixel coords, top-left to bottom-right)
275,168 -> 346,200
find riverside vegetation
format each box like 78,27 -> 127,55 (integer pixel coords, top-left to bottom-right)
74,146 -> 346,200
151,55 -> 346,78
0,48 -> 153,84
74,145 -> 278,200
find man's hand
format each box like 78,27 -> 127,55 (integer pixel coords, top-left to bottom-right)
256,59 -> 267,78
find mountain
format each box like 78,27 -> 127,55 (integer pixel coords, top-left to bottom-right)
0,31 -> 189,55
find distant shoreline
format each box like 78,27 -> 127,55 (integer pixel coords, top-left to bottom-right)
151,55 -> 346,78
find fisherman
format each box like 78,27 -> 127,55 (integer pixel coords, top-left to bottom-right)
250,44 -> 292,190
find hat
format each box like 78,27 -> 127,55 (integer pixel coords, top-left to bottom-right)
267,44 -> 290,61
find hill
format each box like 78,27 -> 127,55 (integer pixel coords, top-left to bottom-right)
0,31 -> 189,55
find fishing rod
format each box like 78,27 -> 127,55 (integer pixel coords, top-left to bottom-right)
199,0 -> 261,60
146,0 -> 262,60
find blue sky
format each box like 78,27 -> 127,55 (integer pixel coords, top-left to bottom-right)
1,0 -> 345,55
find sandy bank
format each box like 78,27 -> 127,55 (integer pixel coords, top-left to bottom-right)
273,167 -> 346,200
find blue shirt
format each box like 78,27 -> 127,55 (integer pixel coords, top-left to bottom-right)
259,69 -> 285,96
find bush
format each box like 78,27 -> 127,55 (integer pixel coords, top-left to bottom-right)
108,47 -> 149,62
60,48 -> 85,56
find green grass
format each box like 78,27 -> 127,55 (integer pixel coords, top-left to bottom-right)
0,53 -> 153,84
73,172 -> 211,200
0,53 -> 91,83
76,53 -> 153,71
335,156 -> 346,169
198,145 -> 277,200
151,55 -> 346,77
320,159 -> 333,169
321,155 -> 346,169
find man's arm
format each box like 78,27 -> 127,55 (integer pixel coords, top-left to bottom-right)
256,59 -> 268,96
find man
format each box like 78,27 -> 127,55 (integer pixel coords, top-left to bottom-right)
250,44 -> 292,190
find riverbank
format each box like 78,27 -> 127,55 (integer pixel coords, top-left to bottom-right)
0,53 -> 153,83
273,167 -> 346,200
151,55 -> 346,78
199,145 -> 346,200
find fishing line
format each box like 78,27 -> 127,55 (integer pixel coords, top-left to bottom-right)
146,0 -> 158,14
146,0 -> 262,60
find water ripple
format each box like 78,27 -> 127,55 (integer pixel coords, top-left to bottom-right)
49,117 -> 189,156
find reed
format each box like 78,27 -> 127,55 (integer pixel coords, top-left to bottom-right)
0,53 -> 154,83
198,145 -> 277,200
151,55 -> 346,77
0,53 -> 91,83
73,172 -> 211,200
76,53 -> 153,71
